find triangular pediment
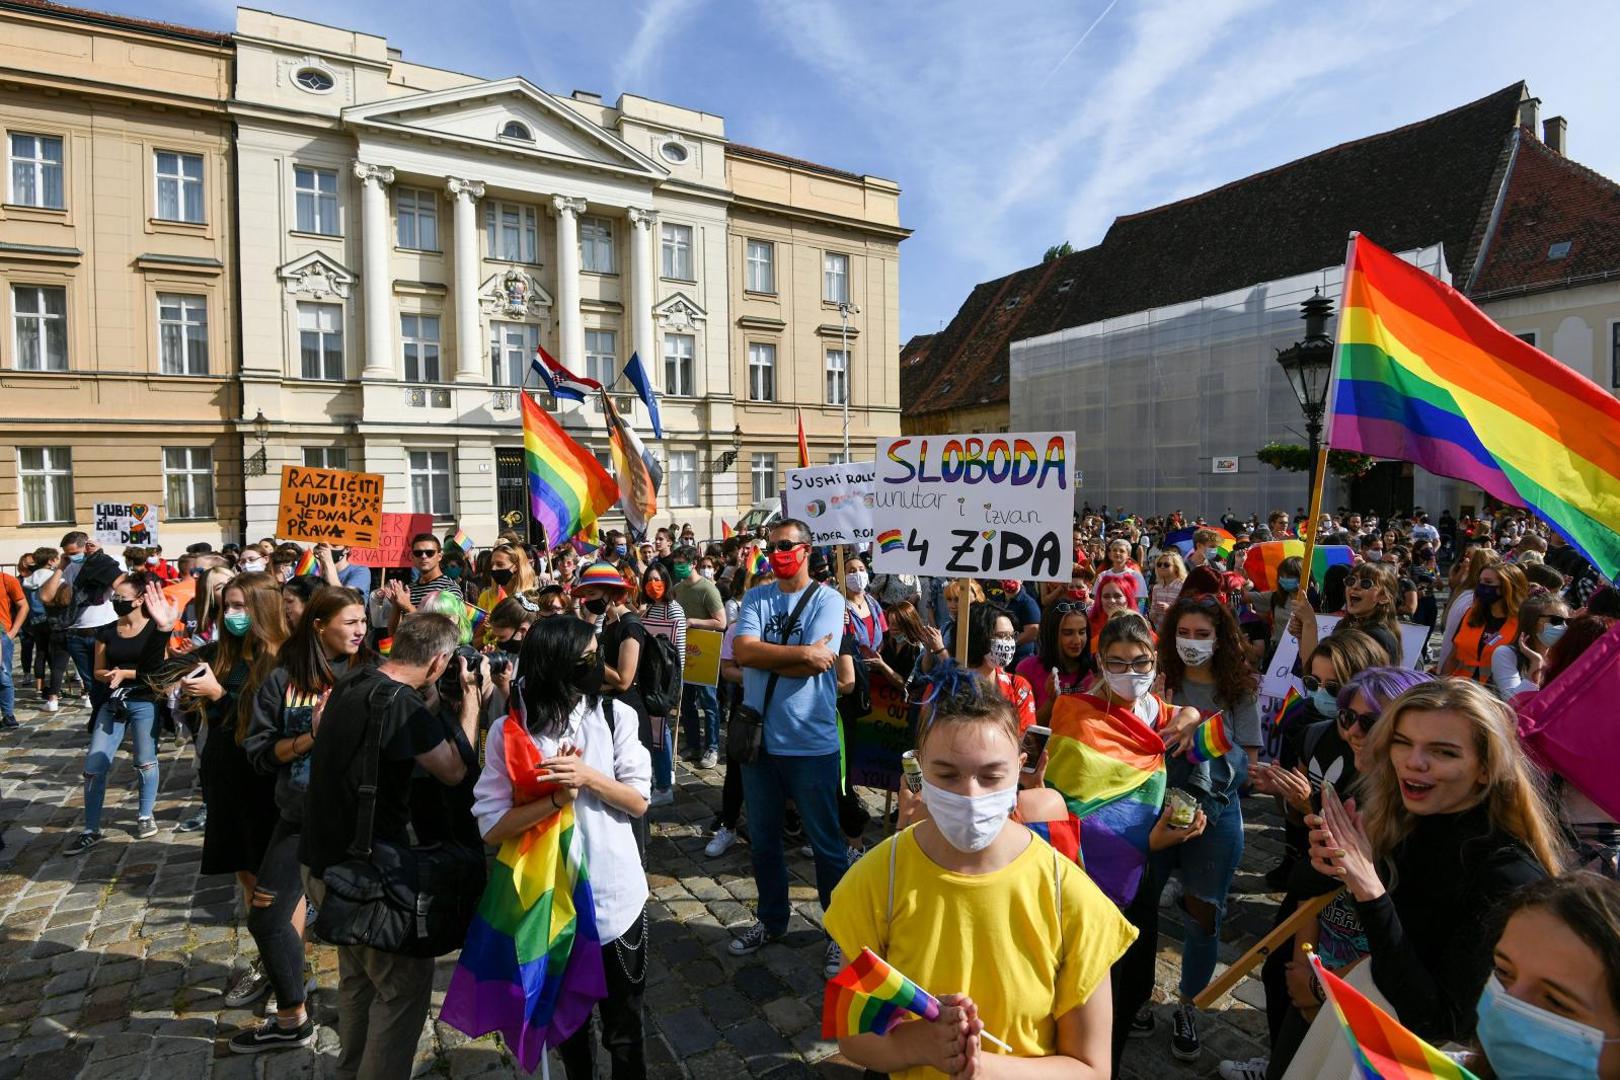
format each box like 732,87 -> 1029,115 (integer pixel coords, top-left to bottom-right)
653,290 -> 706,330
277,251 -> 355,300
344,78 -> 667,182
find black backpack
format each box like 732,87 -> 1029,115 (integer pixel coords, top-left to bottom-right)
637,631 -> 683,717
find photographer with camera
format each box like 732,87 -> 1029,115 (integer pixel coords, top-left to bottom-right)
409,595 -> 502,850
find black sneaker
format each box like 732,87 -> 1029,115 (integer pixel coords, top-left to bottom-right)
1128,1005 -> 1157,1039
64,831 -> 103,856
0,716 -> 18,730
727,922 -> 784,957
228,1016 -> 315,1054
1171,1003 -> 1201,1061
134,817 -> 158,839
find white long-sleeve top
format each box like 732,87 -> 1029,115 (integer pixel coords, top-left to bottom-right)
472,696 -> 652,942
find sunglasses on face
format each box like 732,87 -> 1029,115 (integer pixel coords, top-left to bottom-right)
1102,657 -> 1154,675
1302,674 -> 1343,697
1543,615 -> 1568,628
769,539 -> 806,553
1337,706 -> 1379,734
412,549 -> 439,558
1348,574 -> 1379,589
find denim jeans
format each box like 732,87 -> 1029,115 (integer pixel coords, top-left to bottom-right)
0,633 -> 14,719
1153,796 -> 1245,998
739,749 -> 846,935
650,717 -> 672,790
65,629 -> 110,714
680,683 -> 719,755
84,696 -> 159,831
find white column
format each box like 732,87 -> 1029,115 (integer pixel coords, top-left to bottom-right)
354,161 -> 395,379
627,207 -> 659,378
447,177 -> 487,384
552,195 -> 587,369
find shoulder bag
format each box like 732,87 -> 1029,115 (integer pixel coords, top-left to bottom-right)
726,585 -> 819,765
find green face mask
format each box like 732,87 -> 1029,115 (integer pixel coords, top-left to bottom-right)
672,562 -> 693,581
223,611 -> 252,637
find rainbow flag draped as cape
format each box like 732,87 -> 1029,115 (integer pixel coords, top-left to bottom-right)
521,390 -> 619,550
1330,233 -> 1620,579
1164,527 -> 1235,561
1243,540 -> 1354,591
1043,693 -> 1166,905
1026,814 -> 1082,865
821,947 -> 941,1039
1308,952 -> 1479,1079
441,722 -> 607,1071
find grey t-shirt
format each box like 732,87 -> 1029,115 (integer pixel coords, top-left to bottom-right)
1169,677 -> 1261,748
60,560 -> 115,629
1164,677 -> 1258,821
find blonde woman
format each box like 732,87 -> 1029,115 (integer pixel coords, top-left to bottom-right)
938,578 -> 985,651
1440,563 -> 1529,683
1148,551 -> 1187,627
1291,562 -> 1402,668
476,542 -> 538,615
1304,679 -> 1562,1049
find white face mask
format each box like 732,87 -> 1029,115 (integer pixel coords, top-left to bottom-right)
1176,637 -> 1215,666
1103,670 -> 1155,701
240,559 -> 265,573
700,567 -> 714,580
920,778 -> 1017,852
988,637 -> 1017,669
845,570 -> 869,594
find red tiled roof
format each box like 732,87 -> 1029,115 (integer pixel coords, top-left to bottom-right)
906,83 -> 1530,419
1,0 -> 231,44
1470,133 -> 1620,296
726,142 -> 865,183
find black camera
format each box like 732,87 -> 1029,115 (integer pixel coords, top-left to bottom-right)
437,644 -> 486,704
486,651 -> 511,678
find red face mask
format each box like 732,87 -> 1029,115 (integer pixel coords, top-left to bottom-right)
1001,580 -> 1021,596
645,579 -> 666,601
769,545 -> 808,579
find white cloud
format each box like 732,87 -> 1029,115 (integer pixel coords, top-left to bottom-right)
615,0 -> 706,92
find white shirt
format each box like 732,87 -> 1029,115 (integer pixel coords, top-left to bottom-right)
472,696 -> 651,942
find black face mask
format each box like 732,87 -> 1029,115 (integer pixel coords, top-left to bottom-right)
490,568 -> 515,588
498,636 -> 523,654
111,598 -> 139,617
569,653 -> 605,695
583,596 -> 609,616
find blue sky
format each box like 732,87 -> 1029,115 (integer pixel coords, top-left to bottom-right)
121,0 -> 1620,340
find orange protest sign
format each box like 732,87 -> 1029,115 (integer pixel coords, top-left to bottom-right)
275,465 -> 385,548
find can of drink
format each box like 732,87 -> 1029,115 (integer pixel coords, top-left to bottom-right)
901,750 -> 923,793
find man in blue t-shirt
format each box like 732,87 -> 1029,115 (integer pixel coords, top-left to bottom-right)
728,517 -> 847,977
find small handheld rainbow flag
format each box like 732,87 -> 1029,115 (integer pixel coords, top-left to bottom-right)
451,529 -> 476,554
721,520 -> 734,541
1265,687 -> 1311,759
1307,950 -> 1479,1079
1184,712 -> 1234,764
293,549 -> 320,577
376,635 -> 393,658
821,948 -> 940,1040
464,602 -> 489,632
748,546 -> 768,577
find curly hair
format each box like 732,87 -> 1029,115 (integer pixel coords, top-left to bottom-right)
1158,598 -> 1257,709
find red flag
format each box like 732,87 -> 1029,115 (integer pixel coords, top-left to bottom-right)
721,520 -> 734,540
796,408 -> 810,469
1514,619 -> 1620,821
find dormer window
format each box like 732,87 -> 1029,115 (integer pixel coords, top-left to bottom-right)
500,120 -> 533,141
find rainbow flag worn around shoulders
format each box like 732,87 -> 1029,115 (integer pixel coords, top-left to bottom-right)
1307,951 -> 1479,1079
1042,693 -> 1166,906
1026,814 -> 1082,865
1330,233 -> 1620,579
821,947 -> 941,1040
441,720 -> 606,1072
521,390 -> 620,551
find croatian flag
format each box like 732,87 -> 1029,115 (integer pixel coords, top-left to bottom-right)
531,345 -> 601,403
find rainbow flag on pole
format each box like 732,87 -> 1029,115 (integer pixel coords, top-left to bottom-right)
821,948 -> 941,1039
1330,232 -> 1620,579
1307,951 -> 1479,1079
521,390 -> 619,549
441,722 -> 607,1071
1042,693 -> 1166,906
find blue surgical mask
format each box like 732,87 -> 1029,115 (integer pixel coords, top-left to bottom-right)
1308,687 -> 1338,718
1475,975 -> 1617,1078
1278,576 -> 1300,592
69,552 -> 86,564
1539,623 -> 1568,646
614,544 -> 628,557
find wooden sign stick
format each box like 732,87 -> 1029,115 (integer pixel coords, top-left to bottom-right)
955,588 -> 972,665
1191,889 -> 1340,1009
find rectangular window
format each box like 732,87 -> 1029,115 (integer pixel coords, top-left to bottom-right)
594,449 -> 616,480
745,239 -> 775,293
17,446 -> 73,524
828,452 -> 848,466
395,187 -> 438,250
155,150 -> 204,222
825,348 -> 848,406
408,449 -> 454,517
663,333 -> 694,396
490,321 -> 539,387
163,447 -> 215,520
747,342 -> 776,402
1515,331 -> 1538,347
157,294 -> 208,375
401,314 -> 441,382
294,165 -> 339,235
750,452 -> 778,503
485,202 -> 539,263
661,222 -> 693,280
584,329 -> 616,387
12,285 -> 68,371
9,133 -> 64,209
667,450 -> 697,507
298,302 -> 344,380
580,215 -> 616,273
302,447 -> 348,470
823,251 -> 850,304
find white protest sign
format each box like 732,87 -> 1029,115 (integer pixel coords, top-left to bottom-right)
93,501 -> 159,547
871,432 -> 1076,582
782,461 -> 875,546
1262,613 -> 1430,699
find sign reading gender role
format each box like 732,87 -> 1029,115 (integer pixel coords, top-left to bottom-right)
275,465 -> 384,548
871,432 -> 1076,582
93,502 -> 159,547
782,461 -> 875,545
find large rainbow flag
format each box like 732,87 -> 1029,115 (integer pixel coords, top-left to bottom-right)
1307,951 -> 1479,1079
1042,693 -> 1166,905
521,390 -> 619,550
1243,540 -> 1355,591
441,722 -> 607,1071
1330,233 -> 1620,579
822,948 -> 941,1040
1164,527 -> 1235,562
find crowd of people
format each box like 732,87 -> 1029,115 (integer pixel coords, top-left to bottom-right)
0,500 -> 1616,1079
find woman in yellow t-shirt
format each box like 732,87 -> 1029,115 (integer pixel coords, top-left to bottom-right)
824,668 -> 1137,1079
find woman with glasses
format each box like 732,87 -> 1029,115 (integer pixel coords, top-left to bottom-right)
1292,561 -> 1402,669
1148,551 -> 1187,628
1020,598 -> 1095,714
1441,563 -> 1530,684
1488,590 -> 1568,700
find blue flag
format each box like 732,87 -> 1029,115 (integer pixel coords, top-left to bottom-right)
623,351 -> 663,439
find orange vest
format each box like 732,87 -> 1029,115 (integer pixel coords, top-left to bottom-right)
1445,608 -> 1518,683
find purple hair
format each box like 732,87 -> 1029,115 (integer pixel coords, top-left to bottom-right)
1336,665 -> 1436,714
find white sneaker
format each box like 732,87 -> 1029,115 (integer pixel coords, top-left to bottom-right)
823,940 -> 844,979
705,826 -> 737,858
699,748 -> 719,770
798,843 -> 814,858
648,787 -> 674,808
1218,1057 -> 1269,1080
43,698 -> 59,713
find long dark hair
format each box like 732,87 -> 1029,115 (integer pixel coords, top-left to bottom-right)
966,603 -> 1011,667
282,586 -> 370,697
517,615 -> 599,739
1036,601 -> 1094,679
1158,598 -> 1257,708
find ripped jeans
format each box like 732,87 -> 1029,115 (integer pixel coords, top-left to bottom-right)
246,817 -> 309,1011
83,696 -> 158,831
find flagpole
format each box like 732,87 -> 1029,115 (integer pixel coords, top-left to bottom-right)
523,351 -> 535,549
1299,231 -> 1360,589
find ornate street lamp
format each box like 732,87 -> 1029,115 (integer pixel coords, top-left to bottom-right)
245,408 -> 271,477
1274,289 -> 1336,498
710,425 -> 744,474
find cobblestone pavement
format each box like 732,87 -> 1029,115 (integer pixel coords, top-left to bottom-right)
0,680 -> 1279,1079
